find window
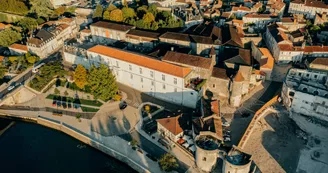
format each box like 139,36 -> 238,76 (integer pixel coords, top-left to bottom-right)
306,73 -> 309,77
129,65 -> 132,71
314,75 -> 318,79
150,71 -> 154,77
130,74 -> 133,79
303,88 -> 307,92
163,84 -> 166,89
203,157 -> 206,161
116,71 -> 119,76
314,91 -> 318,95
162,74 -> 165,81
174,78 -> 177,84
213,84 -> 216,88
141,77 -> 143,82
289,91 -> 295,97
174,88 -> 177,92
116,61 -> 119,67
139,68 -> 142,74
151,81 -> 154,86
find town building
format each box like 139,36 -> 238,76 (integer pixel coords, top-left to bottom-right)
126,29 -> 161,50
277,15 -> 307,32
282,68 -> 328,122
157,115 -> 184,142
27,18 -> 78,58
90,21 -> 134,44
231,5 -> 251,18
222,145 -> 253,173
242,13 -> 278,31
306,57 -> 328,71
85,45 -> 201,108
8,44 -> 28,56
314,12 -> 328,25
289,0 -> 328,19
266,0 -> 286,18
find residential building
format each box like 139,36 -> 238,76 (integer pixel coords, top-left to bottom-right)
282,68 -> 328,122
306,57 -> 328,71
251,44 -> 274,80
266,0 -> 286,18
243,13 -> 278,30
264,23 -> 304,63
157,115 -> 184,142
314,12 -> 328,25
289,0 -> 328,19
27,18 -> 78,58
86,45 -> 201,108
90,21 -> 134,44
79,28 -> 91,42
0,23 -> 11,30
126,29 -> 161,50
277,15 -> 307,32
231,5 -> 251,18
8,44 -> 28,56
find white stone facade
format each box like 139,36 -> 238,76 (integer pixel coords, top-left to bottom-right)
282,68 -> 328,122
289,1 -> 328,19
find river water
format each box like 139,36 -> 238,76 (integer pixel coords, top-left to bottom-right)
0,119 -> 136,173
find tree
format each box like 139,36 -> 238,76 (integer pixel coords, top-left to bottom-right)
54,88 -> 60,95
55,6 -> 66,16
0,28 -> 22,47
25,53 -> 38,64
148,4 -> 157,17
137,6 -> 147,19
64,90 -> 69,96
109,9 -> 123,22
122,7 -> 136,21
29,0 -> 54,18
65,6 -> 76,14
18,17 -> 38,32
310,25 -> 321,32
74,64 -> 88,89
93,4 -> 103,19
143,12 -> 155,23
8,56 -> 18,63
159,153 -> 179,172
0,65 -> 7,79
306,20 -> 312,27
36,17 -> 46,25
103,11 -> 110,20
0,0 -> 29,15
258,7 -> 265,13
88,64 -> 118,101
106,4 -> 117,12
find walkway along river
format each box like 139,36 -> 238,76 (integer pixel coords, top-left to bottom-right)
0,118 -> 137,173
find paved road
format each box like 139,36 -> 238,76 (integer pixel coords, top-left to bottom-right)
119,130 -> 189,173
0,51 -> 62,99
117,83 -> 193,113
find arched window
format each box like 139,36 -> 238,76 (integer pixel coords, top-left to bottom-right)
314,91 -> 319,95
303,88 -> 308,92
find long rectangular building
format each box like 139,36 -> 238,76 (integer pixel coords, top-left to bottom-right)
87,45 -> 202,108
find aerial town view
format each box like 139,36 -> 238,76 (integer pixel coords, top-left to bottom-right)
0,0 -> 327,173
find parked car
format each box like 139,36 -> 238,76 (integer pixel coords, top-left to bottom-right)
119,101 -> 127,110
7,82 -> 16,91
146,154 -> 157,162
222,122 -> 230,127
224,137 -> 231,142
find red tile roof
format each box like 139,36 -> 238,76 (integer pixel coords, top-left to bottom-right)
304,46 -> 328,53
157,115 -> 183,135
88,45 -> 192,78
9,44 -> 28,51
259,48 -> 274,69
162,51 -> 212,69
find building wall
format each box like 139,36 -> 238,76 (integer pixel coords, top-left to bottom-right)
289,3 -> 328,19
159,37 -> 190,47
27,38 -> 58,58
195,141 -> 218,172
157,123 -> 183,142
91,26 -> 129,44
85,51 -> 200,108
243,17 -> 276,30
207,77 -> 230,98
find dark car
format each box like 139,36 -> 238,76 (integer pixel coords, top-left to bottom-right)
146,154 -> 157,162
119,101 -> 127,110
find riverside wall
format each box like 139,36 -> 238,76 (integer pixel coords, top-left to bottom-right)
36,116 -> 152,173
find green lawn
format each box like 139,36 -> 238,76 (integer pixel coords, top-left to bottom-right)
46,94 -> 103,107
81,106 -> 99,112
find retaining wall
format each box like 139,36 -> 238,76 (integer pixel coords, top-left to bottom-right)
238,95 -> 278,149
36,117 -> 152,173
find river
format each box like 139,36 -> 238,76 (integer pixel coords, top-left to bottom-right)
0,119 -> 136,173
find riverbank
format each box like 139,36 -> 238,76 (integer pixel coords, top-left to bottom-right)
0,119 -> 137,173
0,119 -> 15,136
0,111 -> 163,173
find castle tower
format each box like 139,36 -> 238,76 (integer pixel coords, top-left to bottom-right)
195,135 -> 220,172
222,145 -> 252,173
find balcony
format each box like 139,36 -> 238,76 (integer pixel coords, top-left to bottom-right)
185,77 -> 207,91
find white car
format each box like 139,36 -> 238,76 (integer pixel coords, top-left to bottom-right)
7,85 -> 15,91
222,122 -> 230,127
224,137 -> 231,142
32,63 -> 45,73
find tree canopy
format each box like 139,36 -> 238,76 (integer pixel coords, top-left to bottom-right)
29,0 -> 54,18
87,64 -> 118,101
106,4 -> 117,12
74,64 -> 88,89
0,28 -> 22,47
122,7 -> 136,21
159,153 -> 179,172
109,9 -> 123,22
93,4 -> 103,19
18,17 -> 38,32
0,0 -> 29,15
0,65 -> 7,79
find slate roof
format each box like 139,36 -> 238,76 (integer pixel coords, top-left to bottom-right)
162,51 -> 212,69
220,48 -> 252,66
91,21 -> 134,32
